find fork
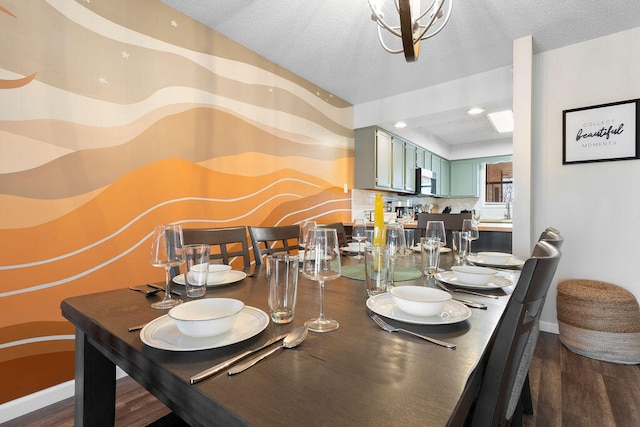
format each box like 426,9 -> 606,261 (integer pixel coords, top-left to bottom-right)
370,315 -> 456,349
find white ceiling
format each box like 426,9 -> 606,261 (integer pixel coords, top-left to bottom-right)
161,0 -> 640,146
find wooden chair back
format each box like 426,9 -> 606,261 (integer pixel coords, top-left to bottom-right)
182,226 -> 252,269
415,212 -> 472,241
248,225 -> 300,266
319,222 -> 348,248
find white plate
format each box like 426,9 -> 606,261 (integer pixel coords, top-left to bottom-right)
366,293 -> 471,325
140,306 -> 269,351
467,255 -> 525,268
411,245 -> 452,253
341,246 -> 365,254
435,271 -> 512,290
172,270 -> 247,287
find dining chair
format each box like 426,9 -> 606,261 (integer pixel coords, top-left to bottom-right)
538,227 -> 564,249
182,226 -> 252,269
517,226 -> 564,416
248,225 -> 300,266
319,222 -> 348,248
470,240 -> 562,427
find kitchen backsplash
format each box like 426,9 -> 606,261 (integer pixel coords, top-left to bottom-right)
350,189 -> 511,222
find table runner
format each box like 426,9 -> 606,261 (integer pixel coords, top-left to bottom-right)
341,264 -> 422,281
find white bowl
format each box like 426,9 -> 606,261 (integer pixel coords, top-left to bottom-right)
478,252 -> 512,265
390,286 -> 452,317
451,265 -> 497,285
168,298 -> 244,337
208,264 -> 232,283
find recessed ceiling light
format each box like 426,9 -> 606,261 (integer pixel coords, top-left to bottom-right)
394,121 -> 407,128
467,107 -> 486,115
487,110 -> 514,133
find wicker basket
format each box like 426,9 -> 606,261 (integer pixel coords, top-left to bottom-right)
557,279 -> 640,364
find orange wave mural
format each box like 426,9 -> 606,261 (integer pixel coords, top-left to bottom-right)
0,158 -> 352,402
0,0 -> 354,406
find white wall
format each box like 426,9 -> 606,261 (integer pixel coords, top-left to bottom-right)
531,27 -> 640,332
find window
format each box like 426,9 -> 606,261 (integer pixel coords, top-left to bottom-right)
484,162 -> 512,204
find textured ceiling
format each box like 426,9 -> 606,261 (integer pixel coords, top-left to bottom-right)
161,0 -> 640,146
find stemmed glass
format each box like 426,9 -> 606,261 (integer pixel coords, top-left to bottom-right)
351,219 -> 367,260
298,220 -> 317,257
385,222 -> 406,288
301,228 -> 341,332
149,224 -> 185,309
472,209 -> 481,225
425,221 -> 447,247
462,219 -> 480,256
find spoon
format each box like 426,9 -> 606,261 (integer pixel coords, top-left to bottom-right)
228,326 -> 308,375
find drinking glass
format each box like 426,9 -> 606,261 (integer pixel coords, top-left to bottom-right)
425,220 -> 447,247
301,228 -> 341,332
451,230 -> 469,263
351,219 -> 367,260
149,224 -> 185,309
298,220 -> 317,258
462,219 -> 480,255
385,223 -> 406,288
421,237 -> 441,278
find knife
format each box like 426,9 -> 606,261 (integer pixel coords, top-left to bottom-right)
435,282 -> 487,309
147,283 -> 182,296
190,333 -> 288,384
452,297 -> 487,310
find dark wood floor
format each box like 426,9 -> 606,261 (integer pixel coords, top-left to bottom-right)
4,332 -> 640,426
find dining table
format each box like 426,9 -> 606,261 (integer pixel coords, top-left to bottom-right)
61,249 -> 519,427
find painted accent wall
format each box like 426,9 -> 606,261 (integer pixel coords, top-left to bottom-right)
0,0 -> 353,403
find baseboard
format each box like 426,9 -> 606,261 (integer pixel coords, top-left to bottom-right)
0,367 -> 127,423
540,320 -> 559,334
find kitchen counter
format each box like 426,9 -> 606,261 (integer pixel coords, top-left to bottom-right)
345,221 -> 512,233
477,222 -> 512,232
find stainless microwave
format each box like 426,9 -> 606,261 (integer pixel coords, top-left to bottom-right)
416,168 -> 437,196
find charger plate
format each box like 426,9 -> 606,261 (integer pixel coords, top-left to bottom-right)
140,306 -> 268,351
366,293 -> 471,325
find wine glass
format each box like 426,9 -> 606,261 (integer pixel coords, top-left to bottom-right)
425,221 -> 447,247
462,219 -> 480,256
385,222 -> 406,288
301,228 -> 341,332
472,209 -> 481,225
351,219 -> 367,260
298,220 -> 317,257
149,224 -> 185,309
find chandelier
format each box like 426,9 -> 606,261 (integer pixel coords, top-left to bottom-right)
368,0 -> 453,62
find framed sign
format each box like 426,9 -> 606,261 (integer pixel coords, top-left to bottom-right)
563,99 -> 639,165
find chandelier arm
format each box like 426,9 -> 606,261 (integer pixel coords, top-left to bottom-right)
415,0 -> 439,23
368,0 -> 402,37
377,26 -> 404,54
417,0 -> 453,41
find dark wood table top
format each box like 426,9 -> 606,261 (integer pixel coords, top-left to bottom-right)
61,253 -> 515,427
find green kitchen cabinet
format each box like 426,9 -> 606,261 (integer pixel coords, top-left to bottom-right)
391,136 -> 405,190
450,159 -> 479,197
404,142 -> 417,193
441,158 -> 450,197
